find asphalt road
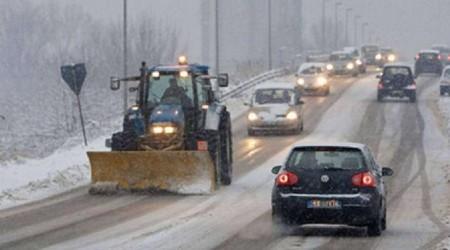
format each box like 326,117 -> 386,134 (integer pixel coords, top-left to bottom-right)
0,69 -> 448,250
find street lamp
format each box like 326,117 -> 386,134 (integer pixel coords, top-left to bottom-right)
215,0 -> 220,75
321,0 -> 331,51
334,2 -> 342,49
268,0 -> 272,70
354,15 -> 361,46
122,0 -> 128,114
361,22 -> 369,45
345,8 -> 352,46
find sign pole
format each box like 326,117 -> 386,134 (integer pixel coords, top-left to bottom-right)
76,94 -> 88,146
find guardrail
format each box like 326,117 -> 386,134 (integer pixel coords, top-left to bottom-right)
220,68 -> 290,101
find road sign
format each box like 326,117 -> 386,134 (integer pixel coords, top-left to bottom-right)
60,63 -> 88,146
61,63 -> 86,96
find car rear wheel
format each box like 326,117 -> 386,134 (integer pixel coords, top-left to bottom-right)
381,207 -> 387,231
367,213 -> 383,236
272,212 -> 291,235
377,93 -> 384,102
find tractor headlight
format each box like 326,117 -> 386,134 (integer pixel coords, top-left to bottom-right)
346,62 -> 355,70
151,124 -> 177,134
388,54 -> 396,62
355,59 -> 362,65
286,111 -> 298,120
248,112 -> 258,121
375,53 -> 382,60
326,64 -> 334,71
297,78 -> 305,85
316,77 -> 327,86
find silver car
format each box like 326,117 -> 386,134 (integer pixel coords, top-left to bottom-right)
327,51 -> 359,77
246,82 -> 304,136
295,63 -> 331,96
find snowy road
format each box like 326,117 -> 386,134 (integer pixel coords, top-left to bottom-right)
0,71 -> 449,250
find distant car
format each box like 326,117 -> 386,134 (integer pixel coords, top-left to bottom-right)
377,63 -> 416,102
295,63 -> 331,96
343,47 -> 366,74
439,65 -> 450,96
246,82 -> 304,136
431,44 -> 450,66
271,143 -> 394,236
414,50 -> 443,76
361,44 -> 380,65
327,51 -> 359,77
378,48 -> 397,67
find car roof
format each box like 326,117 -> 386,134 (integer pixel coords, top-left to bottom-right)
419,49 -> 439,54
255,81 -> 297,90
292,142 -> 366,151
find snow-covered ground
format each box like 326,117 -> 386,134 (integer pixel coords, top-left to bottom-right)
0,136 -> 110,209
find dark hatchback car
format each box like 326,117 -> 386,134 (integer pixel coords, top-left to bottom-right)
414,50 -> 443,76
271,143 -> 394,236
377,64 -> 416,102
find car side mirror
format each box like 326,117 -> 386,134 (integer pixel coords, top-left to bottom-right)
376,74 -> 381,79
382,167 -> 394,176
218,73 -> 229,87
271,165 -> 282,174
110,77 -> 120,90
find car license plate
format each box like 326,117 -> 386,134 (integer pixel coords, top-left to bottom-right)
307,200 -> 341,209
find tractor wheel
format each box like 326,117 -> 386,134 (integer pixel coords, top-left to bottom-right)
219,112 -> 233,185
111,129 -> 137,151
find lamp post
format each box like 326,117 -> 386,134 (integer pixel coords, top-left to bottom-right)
345,8 -> 352,46
321,0 -> 330,51
334,2 -> 342,49
354,15 -> 361,46
361,22 -> 369,45
122,0 -> 128,114
215,0 -> 220,75
268,0 -> 272,70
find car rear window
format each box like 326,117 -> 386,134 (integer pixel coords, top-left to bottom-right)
382,67 -> 412,79
286,147 -> 366,170
419,53 -> 438,60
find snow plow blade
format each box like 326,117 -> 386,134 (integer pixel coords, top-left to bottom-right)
87,151 -> 216,195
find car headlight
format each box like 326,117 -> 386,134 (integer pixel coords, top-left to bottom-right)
375,53 -> 382,60
286,111 -> 298,120
248,112 -> 258,121
388,54 -> 396,62
326,64 -> 334,70
316,77 -> 327,86
297,78 -> 305,85
346,62 -> 355,70
355,59 -> 362,65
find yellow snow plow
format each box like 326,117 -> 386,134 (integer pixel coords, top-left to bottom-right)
88,58 -> 233,195
88,151 -> 216,194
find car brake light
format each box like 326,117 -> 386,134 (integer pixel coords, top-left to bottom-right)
415,54 -> 420,60
352,172 -> 376,188
276,171 -> 299,187
447,55 -> 450,61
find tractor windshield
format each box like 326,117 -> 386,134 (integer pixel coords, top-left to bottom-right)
147,73 -> 194,107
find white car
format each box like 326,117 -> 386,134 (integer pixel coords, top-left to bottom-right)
440,65 -> 450,96
295,63 -> 330,95
245,82 -> 304,136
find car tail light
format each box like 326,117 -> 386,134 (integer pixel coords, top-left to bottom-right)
352,172 -> 376,188
276,171 -> 299,187
447,55 -> 450,61
415,54 -> 420,60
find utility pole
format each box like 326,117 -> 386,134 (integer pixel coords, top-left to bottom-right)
345,8 -> 352,46
215,0 -> 220,75
334,2 -> 342,50
354,15 -> 360,47
361,22 -> 368,45
123,0 -> 128,114
268,0 -> 272,70
321,0 -> 329,52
